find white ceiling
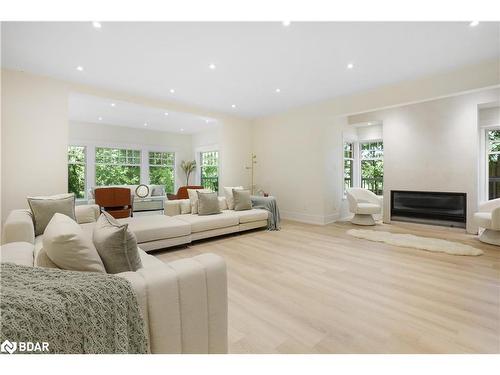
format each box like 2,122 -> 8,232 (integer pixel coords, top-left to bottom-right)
2,22 -> 500,118
69,93 -> 219,134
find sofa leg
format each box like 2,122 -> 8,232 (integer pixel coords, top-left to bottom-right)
478,229 -> 500,246
351,214 -> 376,226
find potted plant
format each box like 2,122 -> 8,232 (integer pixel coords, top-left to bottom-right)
181,160 -> 197,185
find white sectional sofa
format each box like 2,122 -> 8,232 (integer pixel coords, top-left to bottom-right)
1,206 -> 228,354
164,197 -> 269,241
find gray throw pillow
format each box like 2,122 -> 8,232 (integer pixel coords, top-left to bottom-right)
27,193 -> 76,236
233,189 -> 252,211
197,191 -> 221,215
92,211 -> 143,274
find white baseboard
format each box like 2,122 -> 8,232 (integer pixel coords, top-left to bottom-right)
281,210 -> 340,225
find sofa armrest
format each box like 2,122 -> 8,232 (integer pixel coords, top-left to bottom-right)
75,204 -> 100,224
0,242 -> 35,266
118,253 -> 227,354
2,209 -> 35,245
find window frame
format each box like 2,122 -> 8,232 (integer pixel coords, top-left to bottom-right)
485,127 -> 500,200
148,151 -> 176,194
199,150 -> 219,192
94,146 -> 142,187
343,138 -> 384,197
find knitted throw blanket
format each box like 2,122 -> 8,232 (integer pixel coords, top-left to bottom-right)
0,263 -> 149,354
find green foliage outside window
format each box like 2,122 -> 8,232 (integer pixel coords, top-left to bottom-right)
149,152 -> 175,193
68,146 -> 86,199
95,147 -> 141,186
360,141 -> 383,195
488,130 -> 500,199
200,151 -> 219,192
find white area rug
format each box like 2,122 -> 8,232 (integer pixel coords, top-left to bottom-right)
346,229 -> 483,256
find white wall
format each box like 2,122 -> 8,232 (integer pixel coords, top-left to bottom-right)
252,59 -> 500,226
479,106 -> 500,127
1,70 -> 70,222
349,88 -> 500,233
69,121 -> 193,191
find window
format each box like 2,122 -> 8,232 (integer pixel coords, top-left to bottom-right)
360,141 -> 384,196
149,151 -> 175,193
95,147 -> 141,186
487,130 -> 500,199
344,142 -> 354,191
68,145 -> 86,198
200,151 -> 219,192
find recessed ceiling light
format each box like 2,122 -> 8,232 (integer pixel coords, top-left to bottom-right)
231,104 -> 236,108
164,112 -> 169,116
144,123 -> 148,127
180,128 -> 185,132
347,63 -> 354,69
275,88 -> 281,93
170,89 -> 175,94
209,63 -> 216,70
92,21 -> 102,29
98,117 -> 103,121
469,21 -> 479,27
205,119 -> 210,123
110,103 -> 116,107
367,122 -> 372,125
76,66 -> 84,71
282,21 -> 291,27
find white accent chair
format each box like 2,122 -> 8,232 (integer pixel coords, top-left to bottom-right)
346,188 -> 383,226
473,198 -> 500,245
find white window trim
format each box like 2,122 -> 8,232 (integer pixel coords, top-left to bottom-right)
199,150 -> 220,191
69,140 -> 180,198
343,138 -> 384,197
481,125 -> 500,202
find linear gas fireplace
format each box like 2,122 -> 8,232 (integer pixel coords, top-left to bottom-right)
391,190 -> 466,228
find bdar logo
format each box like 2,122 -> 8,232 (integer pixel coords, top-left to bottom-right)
1,340 -> 17,354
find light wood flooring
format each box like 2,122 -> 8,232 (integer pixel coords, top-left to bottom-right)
154,220 -> 500,353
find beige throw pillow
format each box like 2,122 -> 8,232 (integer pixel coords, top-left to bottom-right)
187,188 -> 211,214
92,212 -> 143,274
28,193 -> 76,236
233,189 -> 252,211
197,191 -> 221,215
43,213 -> 106,273
223,186 -> 243,210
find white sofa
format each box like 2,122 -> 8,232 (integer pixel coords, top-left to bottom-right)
473,198 -> 500,245
164,197 -> 269,241
346,188 -> 383,226
1,206 -> 228,354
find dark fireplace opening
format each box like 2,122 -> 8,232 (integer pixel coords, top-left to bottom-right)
390,190 -> 466,228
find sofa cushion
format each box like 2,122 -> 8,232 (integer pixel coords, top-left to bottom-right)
228,208 -> 269,224
233,189 -> 252,211
119,215 -> 191,243
197,191 -> 221,215
187,188 -> 212,214
43,213 -> 106,273
474,212 -> 492,229
223,186 -> 243,210
93,212 -> 143,274
176,212 -> 239,233
27,193 -> 76,236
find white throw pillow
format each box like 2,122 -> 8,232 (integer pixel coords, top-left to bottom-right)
43,213 -> 106,273
187,188 -> 211,214
223,186 -> 243,210
180,199 -> 192,214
